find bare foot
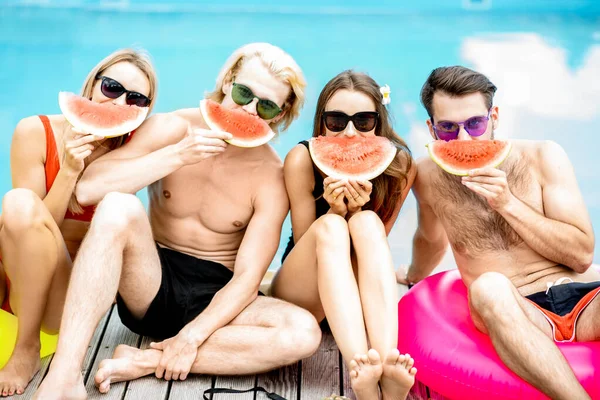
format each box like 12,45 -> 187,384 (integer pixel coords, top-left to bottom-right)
0,346 -> 40,397
94,345 -> 153,393
380,349 -> 417,400
33,369 -> 86,400
349,349 -> 383,400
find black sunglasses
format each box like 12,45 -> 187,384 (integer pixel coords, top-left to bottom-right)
231,82 -> 283,120
96,76 -> 151,107
322,111 -> 379,133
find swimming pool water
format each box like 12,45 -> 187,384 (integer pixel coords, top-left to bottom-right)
1,1 -> 599,268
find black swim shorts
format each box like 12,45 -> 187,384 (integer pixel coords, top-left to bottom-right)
116,244 -> 235,340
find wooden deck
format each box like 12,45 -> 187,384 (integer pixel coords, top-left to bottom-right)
8,283 -> 419,400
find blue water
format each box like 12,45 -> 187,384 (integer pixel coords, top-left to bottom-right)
1,1 -> 599,268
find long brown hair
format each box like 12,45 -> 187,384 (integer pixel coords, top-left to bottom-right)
65,48 -> 157,214
313,70 -> 412,223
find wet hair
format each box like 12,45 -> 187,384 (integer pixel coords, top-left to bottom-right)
420,66 -> 497,121
206,42 -> 306,133
313,70 -> 412,224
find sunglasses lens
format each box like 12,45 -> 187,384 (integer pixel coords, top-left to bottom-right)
100,77 -> 125,99
257,100 -> 282,120
324,113 -> 349,132
231,83 -> 254,106
126,92 -> 151,107
435,121 -> 459,141
353,113 -> 378,132
464,116 -> 489,136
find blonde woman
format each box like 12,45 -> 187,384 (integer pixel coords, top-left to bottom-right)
0,48 -> 157,397
34,43 -> 321,398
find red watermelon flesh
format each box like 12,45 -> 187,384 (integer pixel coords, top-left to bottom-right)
308,136 -> 397,181
427,140 -> 512,176
200,99 -> 275,148
58,92 -> 148,138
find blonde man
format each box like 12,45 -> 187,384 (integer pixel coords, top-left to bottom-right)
35,43 -> 321,399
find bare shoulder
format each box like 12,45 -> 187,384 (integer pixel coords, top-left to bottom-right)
513,139 -> 571,180
13,115 -> 46,140
284,143 -> 311,170
412,156 -> 437,201
11,115 -> 48,157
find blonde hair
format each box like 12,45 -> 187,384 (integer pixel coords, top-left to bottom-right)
66,48 -> 157,214
205,43 -> 306,133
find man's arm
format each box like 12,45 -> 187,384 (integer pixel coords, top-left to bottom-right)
184,165 -> 289,343
76,113 -> 188,206
464,141 -> 594,272
404,159 -> 449,284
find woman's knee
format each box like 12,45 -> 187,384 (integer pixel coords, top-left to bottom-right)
314,213 -> 348,245
2,188 -> 49,235
92,192 -> 147,234
348,210 -> 385,241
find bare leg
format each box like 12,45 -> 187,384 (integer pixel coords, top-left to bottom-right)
94,296 -> 321,392
469,272 -> 590,400
348,211 -> 411,400
271,214 -> 380,396
0,189 -> 72,397
34,193 -> 162,400
570,293 -> 600,342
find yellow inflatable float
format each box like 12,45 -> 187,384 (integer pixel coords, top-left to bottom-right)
0,309 -> 58,368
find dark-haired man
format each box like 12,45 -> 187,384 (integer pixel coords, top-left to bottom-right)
398,66 -> 596,400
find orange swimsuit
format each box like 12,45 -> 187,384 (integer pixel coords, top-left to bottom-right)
1,115 -> 135,314
526,278 -> 600,342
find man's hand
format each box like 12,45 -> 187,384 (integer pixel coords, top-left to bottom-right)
176,124 -> 233,166
150,328 -> 203,381
461,167 -> 515,211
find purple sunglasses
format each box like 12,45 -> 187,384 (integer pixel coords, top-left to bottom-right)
432,109 -> 492,141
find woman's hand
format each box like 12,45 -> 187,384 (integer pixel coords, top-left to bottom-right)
344,180 -> 372,214
63,131 -> 102,176
323,177 -> 348,216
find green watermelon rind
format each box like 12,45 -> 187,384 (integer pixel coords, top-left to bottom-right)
308,137 -> 398,181
58,92 -> 148,138
199,99 -> 275,148
426,140 -> 512,176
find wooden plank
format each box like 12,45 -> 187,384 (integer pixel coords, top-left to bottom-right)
211,375 -> 257,399
256,361 -> 299,400
85,308 -> 139,399
123,336 -> 169,400
341,352 -> 356,400
300,332 -> 339,399
169,375 -> 214,400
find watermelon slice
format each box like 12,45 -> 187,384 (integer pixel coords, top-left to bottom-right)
308,136 -> 397,181
426,140 -> 512,176
200,99 -> 275,148
58,92 -> 148,138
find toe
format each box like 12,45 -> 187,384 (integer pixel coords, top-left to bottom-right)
349,359 -> 360,372
409,367 -> 417,376
406,357 -> 415,370
350,370 -> 358,379
99,379 -> 111,394
367,349 -> 381,365
385,349 -> 400,365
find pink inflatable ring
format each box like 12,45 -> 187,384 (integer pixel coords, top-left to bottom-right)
397,270 -> 600,400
